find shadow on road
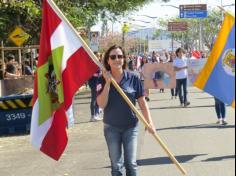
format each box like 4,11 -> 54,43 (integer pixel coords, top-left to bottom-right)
85,166 -> 111,170
150,105 -> 215,110
149,98 -> 173,102
137,154 -> 207,166
196,97 -> 214,100
74,121 -> 91,125
202,155 -> 235,162
74,96 -> 91,100
188,91 -> 206,94
156,124 -> 235,131
74,101 -> 90,105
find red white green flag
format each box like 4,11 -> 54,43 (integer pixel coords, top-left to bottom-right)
30,0 -> 99,160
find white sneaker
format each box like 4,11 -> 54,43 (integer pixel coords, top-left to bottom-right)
94,116 -> 103,121
222,119 -> 228,125
90,116 -> 103,122
90,117 -> 96,122
216,119 -> 222,124
99,108 -> 103,114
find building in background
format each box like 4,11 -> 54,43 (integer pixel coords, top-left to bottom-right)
128,28 -> 156,40
128,28 -> 180,53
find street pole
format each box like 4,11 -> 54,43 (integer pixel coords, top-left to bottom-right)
144,38 -> 146,54
1,41 -> 5,79
171,33 -> 174,52
122,22 -> 130,51
139,30 -> 142,54
199,0 -> 202,50
112,21 -> 114,36
135,33 -> 138,55
197,0 -> 203,51
198,19 -> 202,51
221,0 -> 224,21
122,31 -> 125,48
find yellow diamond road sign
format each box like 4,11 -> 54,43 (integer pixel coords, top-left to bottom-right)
9,26 -> 30,46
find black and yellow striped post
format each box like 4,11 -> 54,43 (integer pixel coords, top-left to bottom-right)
0,95 -> 33,110
0,94 -> 33,135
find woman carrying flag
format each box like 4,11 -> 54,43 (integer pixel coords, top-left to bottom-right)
97,45 -> 155,176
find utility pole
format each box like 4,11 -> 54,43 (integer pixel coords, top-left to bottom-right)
198,0 -> 202,51
199,20 -> 202,51
122,22 -> 130,50
122,31 -> 125,48
171,33 -> 174,52
221,0 -> 224,22
139,30 -> 142,54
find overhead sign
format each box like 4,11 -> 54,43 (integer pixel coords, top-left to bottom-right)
148,40 -> 181,52
179,4 -> 207,18
168,22 -> 188,31
9,26 -> 30,46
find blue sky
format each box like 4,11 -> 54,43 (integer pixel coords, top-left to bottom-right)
91,0 -> 235,32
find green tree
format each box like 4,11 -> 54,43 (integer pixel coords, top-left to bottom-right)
155,9 -> 222,51
153,29 -> 162,39
0,0 -> 41,45
0,0 -> 156,46
99,32 -> 138,53
202,10 -> 222,49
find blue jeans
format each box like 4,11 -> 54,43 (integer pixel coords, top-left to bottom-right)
214,98 -> 226,119
89,85 -> 99,116
171,88 -> 178,97
104,124 -> 139,176
88,77 -> 100,117
176,78 -> 188,104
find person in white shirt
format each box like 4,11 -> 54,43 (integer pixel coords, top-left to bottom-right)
173,48 -> 190,107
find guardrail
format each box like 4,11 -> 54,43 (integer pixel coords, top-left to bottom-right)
0,44 -> 39,79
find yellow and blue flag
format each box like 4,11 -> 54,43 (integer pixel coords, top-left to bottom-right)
194,13 -> 235,108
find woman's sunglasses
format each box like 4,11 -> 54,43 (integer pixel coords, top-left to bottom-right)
109,55 -> 124,60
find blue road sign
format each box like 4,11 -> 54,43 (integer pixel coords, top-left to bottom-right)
179,4 -> 208,19
180,10 -> 208,18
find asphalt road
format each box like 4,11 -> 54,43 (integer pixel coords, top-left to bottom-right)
0,87 -> 235,176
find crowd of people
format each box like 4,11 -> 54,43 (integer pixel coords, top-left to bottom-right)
1,54 -> 36,80
1,49 -> 227,127
87,45 -> 229,176
1,46 -> 228,176
126,49 -> 192,106
88,48 -> 228,126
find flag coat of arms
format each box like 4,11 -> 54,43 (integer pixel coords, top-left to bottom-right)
194,13 -> 235,108
30,0 -> 99,160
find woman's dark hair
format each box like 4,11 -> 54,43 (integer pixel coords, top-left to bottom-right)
103,45 -> 127,71
141,56 -> 148,67
24,60 -> 30,66
6,64 -> 16,74
7,54 -> 15,62
175,48 -> 184,56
